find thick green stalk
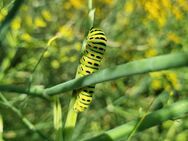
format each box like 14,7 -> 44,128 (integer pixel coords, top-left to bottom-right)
0,52 -> 188,97
63,93 -> 78,141
53,97 -> 63,141
44,52 -> 188,96
63,1 -> 94,140
83,98 -> 188,141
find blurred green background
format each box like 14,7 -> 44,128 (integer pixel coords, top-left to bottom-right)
0,0 -> 188,141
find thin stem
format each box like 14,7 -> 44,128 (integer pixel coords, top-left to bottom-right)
88,0 -> 95,27
84,98 -> 188,141
0,93 -> 51,141
0,114 -> 3,141
0,0 -> 25,41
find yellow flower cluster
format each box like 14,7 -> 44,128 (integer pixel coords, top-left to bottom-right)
150,71 -> 181,92
142,0 -> 185,26
124,1 -> 134,15
167,32 -> 181,44
58,25 -> 74,41
145,48 -> 157,57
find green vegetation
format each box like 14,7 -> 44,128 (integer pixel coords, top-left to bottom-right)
0,0 -> 188,141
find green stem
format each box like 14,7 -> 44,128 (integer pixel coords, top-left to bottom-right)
0,85 -> 49,100
83,98 -> 188,141
53,97 -> 63,141
0,52 -> 188,97
44,52 -> 188,96
88,0 -> 95,27
0,93 -> 51,141
63,92 -> 78,141
0,0 -> 25,41
0,115 -> 3,141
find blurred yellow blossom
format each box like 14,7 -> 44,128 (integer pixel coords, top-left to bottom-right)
51,60 -> 60,69
58,25 -> 73,41
161,0 -> 171,9
177,0 -> 188,11
147,37 -> 157,46
150,71 -> 163,78
103,0 -> 113,5
143,0 -> 167,27
124,1 -> 134,14
64,2 -> 71,10
166,72 -> 181,90
167,32 -> 181,44
145,48 -> 157,57
61,56 -> 69,63
44,51 -> 50,58
70,56 -> 77,62
42,10 -> 53,21
75,42 -> 81,51
151,79 -> 162,90
0,9 -> 8,21
20,33 -> 32,42
34,17 -> 47,28
11,17 -> 21,30
172,7 -> 183,20
70,0 -> 85,9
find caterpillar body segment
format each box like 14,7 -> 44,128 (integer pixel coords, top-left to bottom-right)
73,27 -> 107,112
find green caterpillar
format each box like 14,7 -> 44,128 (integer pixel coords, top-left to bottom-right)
73,27 -> 107,112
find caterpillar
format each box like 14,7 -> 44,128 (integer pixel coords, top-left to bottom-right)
73,27 -> 107,112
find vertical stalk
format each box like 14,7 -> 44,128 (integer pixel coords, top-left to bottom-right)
88,0 -> 95,27
63,1 -> 95,140
0,115 -> 3,141
53,96 -> 63,141
63,93 -> 78,141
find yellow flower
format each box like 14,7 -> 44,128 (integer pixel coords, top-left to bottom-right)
51,60 -> 60,69
177,0 -> 188,11
166,72 -> 181,90
75,42 -> 81,51
41,10 -> 52,21
145,48 -> 157,57
147,37 -> 157,46
124,1 -> 134,14
167,32 -> 181,44
151,79 -> 162,90
172,7 -> 183,20
104,0 -> 113,5
70,56 -> 77,62
34,17 -> 47,28
58,25 -> 73,41
11,17 -> 21,30
161,0 -> 171,9
150,72 -> 163,78
70,0 -> 85,9
20,33 -> 32,42
144,0 -> 167,27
